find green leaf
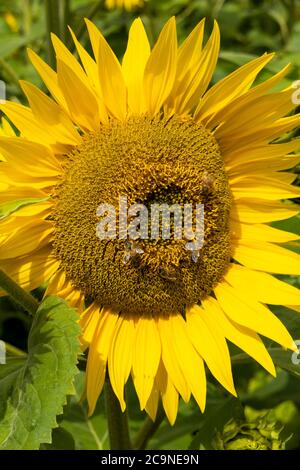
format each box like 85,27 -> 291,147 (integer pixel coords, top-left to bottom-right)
0,197 -> 48,219
59,371 -> 109,450
148,400 -> 204,450
149,385 -> 240,450
0,295 -> 80,450
219,51 -> 258,67
0,24 -> 44,59
270,349 -> 300,379
188,397 -> 244,450
242,371 -> 300,409
232,347 -> 300,379
272,215 -> 300,236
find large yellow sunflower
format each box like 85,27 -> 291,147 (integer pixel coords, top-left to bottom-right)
105,0 -> 144,11
1,17 -> 300,425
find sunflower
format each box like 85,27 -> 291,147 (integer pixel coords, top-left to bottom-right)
105,0 -> 144,11
1,17 -> 300,425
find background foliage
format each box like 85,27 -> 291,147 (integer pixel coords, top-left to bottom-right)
0,0 -> 300,450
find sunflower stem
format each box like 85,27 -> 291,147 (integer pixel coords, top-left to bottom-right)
133,404 -> 165,450
0,269 -> 39,316
45,0 -> 61,67
60,0 -> 71,44
105,380 -> 132,450
4,342 -> 27,357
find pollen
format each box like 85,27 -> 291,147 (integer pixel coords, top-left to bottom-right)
53,115 -> 232,316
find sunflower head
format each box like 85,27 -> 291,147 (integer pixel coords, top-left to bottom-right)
1,16 -> 300,425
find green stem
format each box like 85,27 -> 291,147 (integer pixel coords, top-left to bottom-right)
59,0 -> 71,44
105,380 -> 132,450
133,405 -> 165,450
0,269 -> 39,316
5,342 -> 27,357
45,0 -> 61,67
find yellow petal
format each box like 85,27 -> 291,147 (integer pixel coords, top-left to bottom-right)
186,305 -> 236,395
225,139 -> 300,168
166,19 -> 205,110
132,316 -> 161,410
0,215 -> 50,247
208,64 -> 290,133
225,264 -> 300,305
233,240 -> 300,275
228,155 -> 300,176
0,201 -> 52,224
0,117 -> 15,137
122,18 -> 150,114
172,20 -> 220,115
202,297 -> 275,376
20,80 -> 81,146
177,20 -> 205,77
63,288 -> 84,313
169,314 -> 206,411
79,301 -> 101,348
233,199 -> 299,224
0,247 -> 59,293
155,361 -> 179,425
46,268 -> 84,312
0,219 -> 54,258
0,136 -> 61,174
27,48 -> 67,109
68,27 -> 97,87
144,17 -> 177,116
231,176 -> 300,200
46,268 -> 69,294
230,171 -> 296,185
57,59 -> 100,131
215,281 -> 295,350
51,32 -> 88,80
0,167 -> 59,190
108,316 -> 136,411
287,305 -> 300,313
231,221 -> 299,243
86,308 -> 118,416
0,102 -> 68,153
68,27 -> 108,123
215,88 -> 294,143
85,18 -> 102,60
144,386 -> 159,422
0,187 -> 48,209
157,315 -> 190,402
195,53 -> 274,124
96,28 -> 127,120
224,114 -> 300,153
0,136 -> 61,190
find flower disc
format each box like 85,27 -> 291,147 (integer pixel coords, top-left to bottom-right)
53,115 -> 232,315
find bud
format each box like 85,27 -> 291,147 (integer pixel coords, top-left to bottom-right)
213,414 -> 286,450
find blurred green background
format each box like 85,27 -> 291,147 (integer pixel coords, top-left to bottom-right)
1,0 -> 300,451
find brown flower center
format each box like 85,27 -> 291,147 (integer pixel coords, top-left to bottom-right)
53,115 -> 232,316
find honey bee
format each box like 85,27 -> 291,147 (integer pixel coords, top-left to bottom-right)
202,171 -> 214,194
158,266 -> 177,282
122,239 -> 144,265
190,250 -> 200,263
